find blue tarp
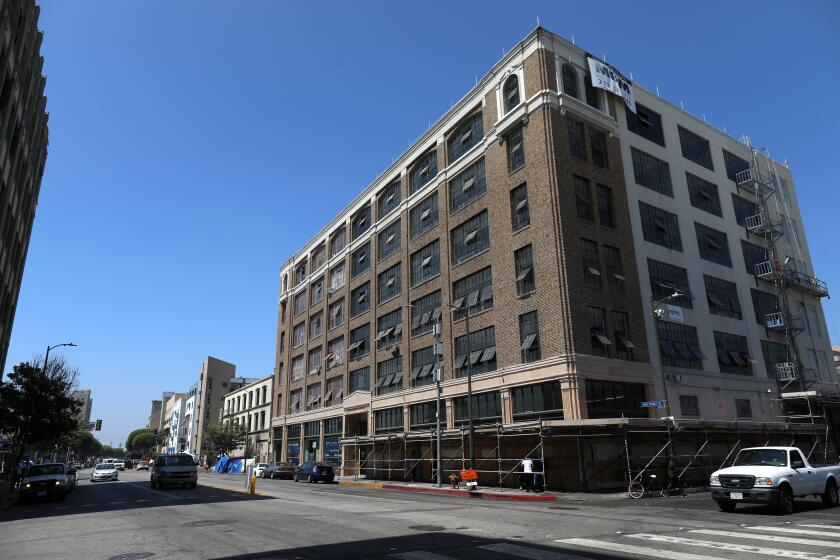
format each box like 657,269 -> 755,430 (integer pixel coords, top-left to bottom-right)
214,455 -> 229,473
228,458 -> 243,473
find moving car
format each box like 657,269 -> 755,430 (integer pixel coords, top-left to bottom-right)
113,460 -> 126,471
252,463 -> 268,478
136,461 -> 150,471
710,446 -> 840,514
19,463 -> 71,502
90,463 -> 119,482
262,462 -> 296,479
151,453 -> 198,489
293,462 -> 335,483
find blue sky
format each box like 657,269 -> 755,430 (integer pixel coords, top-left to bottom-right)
6,1 -> 839,446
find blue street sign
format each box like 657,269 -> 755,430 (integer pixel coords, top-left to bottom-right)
641,400 -> 667,409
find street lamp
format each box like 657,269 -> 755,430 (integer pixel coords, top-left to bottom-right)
650,288 -> 686,418
43,342 -> 77,373
449,302 -> 474,471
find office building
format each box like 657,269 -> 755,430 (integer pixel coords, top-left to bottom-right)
189,356 -> 236,464
71,389 -> 92,426
162,392 -> 187,454
221,375 -> 273,462
147,399 -> 162,432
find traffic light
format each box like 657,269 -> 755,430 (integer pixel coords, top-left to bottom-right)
95,419 -> 102,431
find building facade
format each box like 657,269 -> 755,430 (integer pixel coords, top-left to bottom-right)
270,28 -> 835,490
183,387 -> 196,456
161,392 -> 186,454
147,399 -> 162,431
0,0 -> 50,374
189,356 -> 236,464
71,389 -> 92,426
221,375 -> 273,462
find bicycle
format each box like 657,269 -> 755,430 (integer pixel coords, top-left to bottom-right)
628,472 -> 666,499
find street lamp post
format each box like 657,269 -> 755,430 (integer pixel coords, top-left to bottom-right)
650,289 -> 686,418
43,342 -> 77,373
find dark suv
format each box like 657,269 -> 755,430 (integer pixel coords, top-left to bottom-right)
293,462 -> 335,483
151,454 -> 198,489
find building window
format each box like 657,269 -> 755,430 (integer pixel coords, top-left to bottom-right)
377,218 -> 401,261
657,321 -> 704,370
328,298 -> 344,330
448,112 -> 483,162
509,183 -> 530,231
309,311 -> 323,339
377,262 -> 401,304
735,399 -> 753,419
349,367 -> 369,393
452,267 -> 493,317
612,311 -> 635,361
567,118 -> 587,161
410,191 -> 439,239
329,261 -> 345,292
678,126 -> 713,170
722,149 -> 749,183
291,356 -> 304,381
580,238 -> 602,289
761,340 -> 789,380
597,184 -> 614,227
740,240 -> 767,275
327,337 -> 344,369
410,240 -> 440,287
410,401 -> 437,430
308,346 -> 323,375
351,282 -> 370,318
449,158 -> 486,213
574,175 -> 593,221
375,406 -> 403,433
679,395 -> 700,417
292,322 -> 306,348
351,205 -> 371,240
409,150 -> 438,195
584,74 -> 601,109
561,64 -> 578,98
590,128 -> 608,168
514,245 -> 535,296
704,275 -> 742,320
279,332 -> 286,353
377,179 -> 401,219
450,210 -> 489,264
330,227 -> 346,257
376,309 -> 402,351
714,331 -> 752,376
731,194 -> 758,227
310,276 -> 324,305
695,223 -> 732,267
410,290 -> 442,337
411,345 -> 438,388
324,376 -> 343,407
604,246 -> 625,294
750,289 -> 779,327
455,391 -> 502,425
686,173 -> 721,217
519,311 -> 541,363
294,291 -> 307,317
625,103 -> 664,147
311,244 -> 326,271
454,326 -> 496,377
375,356 -> 403,396
587,306 -> 610,357
639,202 -> 682,251
289,388 -> 302,414
348,323 -> 370,361
586,380 -> 647,419
306,383 -> 321,411
503,75 -> 520,113
631,147 -> 672,196
648,259 -> 692,308
295,260 -> 308,284
351,241 -> 371,277
513,381 -> 563,421
507,127 -> 524,172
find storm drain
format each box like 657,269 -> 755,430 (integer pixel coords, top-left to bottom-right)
408,525 -> 446,532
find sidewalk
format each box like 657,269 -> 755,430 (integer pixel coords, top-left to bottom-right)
336,477 -> 558,502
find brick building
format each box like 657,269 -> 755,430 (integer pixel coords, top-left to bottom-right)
270,28 -> 836,490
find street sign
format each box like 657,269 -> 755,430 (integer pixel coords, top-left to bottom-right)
664,304 -> 684,322
641,400 -> 667,409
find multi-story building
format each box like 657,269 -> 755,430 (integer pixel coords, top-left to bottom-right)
221,375 -> 273,462
189,356 -> 236,464
71,389 -> 92,426
161,392 -> 186,454
270,27 -> 836,490
182,385 -> 196,455
147,399 -> 162,431
0,0 -> 50,375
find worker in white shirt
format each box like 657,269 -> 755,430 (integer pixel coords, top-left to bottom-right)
520,457 -> 534,492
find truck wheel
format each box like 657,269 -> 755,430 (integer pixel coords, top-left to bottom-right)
718,500 -> 736,512
821,480 -> 838,507
777,485 -> 794,515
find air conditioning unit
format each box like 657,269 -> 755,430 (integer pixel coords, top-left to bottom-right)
432,342 -> 444,357
432,322 -> 442,336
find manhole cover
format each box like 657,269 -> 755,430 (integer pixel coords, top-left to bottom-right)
181,520 -> 229,528
549,506 -> 579,510
108,554 -> 155,560
408,525 -> 445,532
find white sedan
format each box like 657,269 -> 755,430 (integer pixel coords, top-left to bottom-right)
90,463 -> 119,482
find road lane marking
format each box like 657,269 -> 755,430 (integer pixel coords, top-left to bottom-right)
628,533 -> 840,559
124,481 -> 184,500
81,504 -> 96,507
109,501 -> 126,505
480,542 -> 593,559
691,529 -> 840,549
749,526 -> 840,538
798,524 -> 840,531
556,538 -> 727,560
389,552 -> 457,560
136,499 -> 151,503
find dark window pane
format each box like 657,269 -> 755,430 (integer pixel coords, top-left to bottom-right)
695,222 -> 732,267
704,275 -> 742,320
586,380 -> 647,419
656,321 -> 704,370
409,151 -> 438,195
377,218 -> 401,261
351,205 -> 371,240
714,331 -> 752,376
512,381 -> 564,421
454,326 -> 496,377
510,183 -> 530,231
590,128 -> 608,168
410,191 -> 439,239
377,179 -> 401,219
410,291 -> 441,337
449,158 -> 486,213
678,126 -> 713,170
410,239 -> 440,287
377,262 -> 401,304
632,147 -> 672,196
625,103 -> 665,147
452,267 -> 493,317
574,175 -> 593,221
686,173 -> 721,217
503,75 -> 520,112
639,202 -> 682,251
519,311 -> 541,363
723,149 -> 749,182
507,127 -> 524,171
568,118 -> 587,161
514,245 -> 535,296
450,210 -> 489,264
448,112 -> 483,162
648,259 -> 693,309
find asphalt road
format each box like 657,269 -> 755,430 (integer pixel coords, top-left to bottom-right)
1,469 -> 838,560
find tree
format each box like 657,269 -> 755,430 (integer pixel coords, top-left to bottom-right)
100,445 -> 124,458
205,424 -> 246,457
0,360 -> 81,480
125,428 -> 157,455
56,429 -> 102,459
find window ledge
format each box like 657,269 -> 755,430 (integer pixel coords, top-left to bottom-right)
452,247 -> 491,269
512,224 -> 531,235
517,290 -> 536,300
410,272 -> 441,290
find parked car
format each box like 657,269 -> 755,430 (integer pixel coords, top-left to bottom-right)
19,463 -> 71,502
252,463 -> 268,478
90,463 -> 119,482
710,446 -> 840,514
113,460 -> 126,471
151,454 -> 198,489
136,461 -> 150,471
293,462 -> 335,483
263,462 -> 296,479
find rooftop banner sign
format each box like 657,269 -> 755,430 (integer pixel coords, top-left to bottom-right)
586,56 -> 637,113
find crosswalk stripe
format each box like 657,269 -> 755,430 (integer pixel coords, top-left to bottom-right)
389,552 -> 457,560
750,526 -> 840,538
691,529 -> 840,549
556,538 -> 728,560
479,542 -> 591,559
627,533 -> 840,560
798,524 -> 840,531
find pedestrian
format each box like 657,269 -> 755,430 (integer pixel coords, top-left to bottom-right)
520,456 -> 534,492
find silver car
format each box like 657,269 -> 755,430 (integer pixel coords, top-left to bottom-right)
90,463 -> 119,482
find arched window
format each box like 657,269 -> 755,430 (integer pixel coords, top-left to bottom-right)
282,273 -> 288,292
585,74 -> 602,110
561,64 -> 579,99
503,74 -> 520,113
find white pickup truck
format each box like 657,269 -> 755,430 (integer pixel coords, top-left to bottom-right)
710,446 -> 839,514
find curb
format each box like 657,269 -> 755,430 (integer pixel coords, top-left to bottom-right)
338,480 -> 556,502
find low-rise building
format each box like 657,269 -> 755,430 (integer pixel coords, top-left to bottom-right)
221,375 -> 273,462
